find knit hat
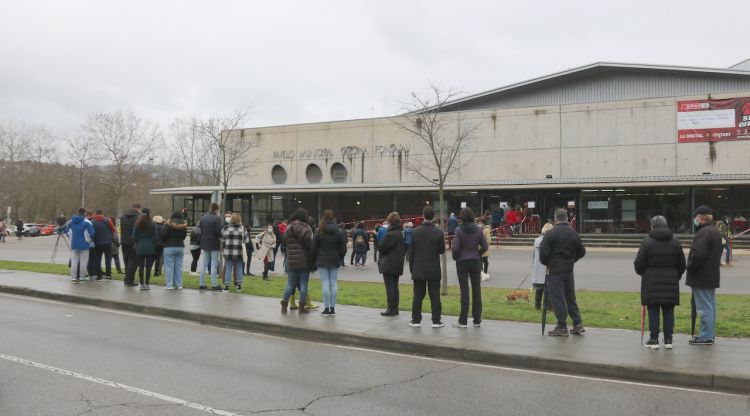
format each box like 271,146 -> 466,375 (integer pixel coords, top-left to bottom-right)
650,215 -> 668,230
153,215 -> 164,224
693,205 -> 712,216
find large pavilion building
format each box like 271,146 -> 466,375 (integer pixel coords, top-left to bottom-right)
154,59 -> 750,234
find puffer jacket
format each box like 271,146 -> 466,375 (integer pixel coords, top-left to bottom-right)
377,222 -> 406,276
160,219 -> 188,247
451,223 -> 488,262
284,220 -> 313,270
634,228 -> 686,305
686,222 -> 722,289
312,221 -> 347,268
91,215 -> 115,247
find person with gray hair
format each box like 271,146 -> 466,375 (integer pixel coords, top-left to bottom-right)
539,208 -> 586,336
634,215 -> 686,349
686,205 -> 722,345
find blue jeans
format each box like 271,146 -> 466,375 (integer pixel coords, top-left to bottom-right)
693,288 -> 716,341
224,258 -> 243,286
283,269 -> 310,302
163,246 -> 184,288
318,267 -> 339,308
199,250 -> 220,287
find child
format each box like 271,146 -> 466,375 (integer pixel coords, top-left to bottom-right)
531,223 -> 554,309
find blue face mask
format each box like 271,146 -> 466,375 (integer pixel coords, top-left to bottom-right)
693,217 -> 700,227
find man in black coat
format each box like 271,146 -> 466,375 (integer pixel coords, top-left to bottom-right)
377,213 -> 406,317
539,208 -> 586,336
198,202 -> 223,291
408,206 -> 445,328
119,204 -> 141,286
686,205 -> 722,345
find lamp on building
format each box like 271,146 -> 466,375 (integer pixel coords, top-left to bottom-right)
702,172 -> 711,175
545,174 -> 553,179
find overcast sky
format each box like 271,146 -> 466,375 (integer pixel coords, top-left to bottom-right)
1,0 -> 748,137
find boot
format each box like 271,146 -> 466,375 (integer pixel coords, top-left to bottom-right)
298,301 -> 309,314
290,294 -> 298,310
305,293 -> 319,310
381,306 -> 396,316
280,300 -> 288,314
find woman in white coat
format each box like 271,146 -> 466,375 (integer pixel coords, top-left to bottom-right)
531,223 -> 554,309
255,223 -> 276,280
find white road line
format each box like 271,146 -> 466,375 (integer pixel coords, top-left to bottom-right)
2,292 -> 748,398
0,353 -> 245,416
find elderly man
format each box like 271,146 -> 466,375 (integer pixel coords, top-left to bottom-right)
539,208 -> 586,337
686,205 -> 722,346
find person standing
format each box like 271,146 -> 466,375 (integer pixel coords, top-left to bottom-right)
539,208 -> 586,336
312,210 -> 347,316
15,218 -> 23,240
120,204 -> 141,287
188,223 -> 201,275
66,208 -> 95,283
109,216 -> 122,274
352,222 -> 369,267
152,216 -> 165,277
198,203 -> 223,291
479,218 -> 492,280
244,224 -> 255,276
531,223 -> 554,310
408,206 -> 445,328
404,221 -> 414,255
255,224 -> 276,280
161,211 -> 188,290
280,208 -> 313,313
686,205 -> 722,345
0,217 -> 7,243
372,224 -> 381,263
133,209 -> 158,291
91,210 -> 116,280
220,213 -> 249,291
377,212 -> 406,316
446,213 -> 458,236
634,216 -> 686,349
451,208 -> 488,328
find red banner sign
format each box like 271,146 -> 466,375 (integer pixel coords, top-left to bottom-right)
677,97 -> 750,143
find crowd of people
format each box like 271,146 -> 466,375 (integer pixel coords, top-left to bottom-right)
54,200 -> 723,347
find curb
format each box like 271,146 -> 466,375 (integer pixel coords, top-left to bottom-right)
2,284 -> 748,395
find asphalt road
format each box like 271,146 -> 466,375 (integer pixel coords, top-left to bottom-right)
1,236 -> 748,294
1,294 -> 749,416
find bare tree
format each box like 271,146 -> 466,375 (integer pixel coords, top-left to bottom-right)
0,121 -> 32,219
194,108 -> 257,209
395,85 -> 480,294
81,111 -> 161,216
171,117 -> 209,186
27,126 -> 57,219
65,134 -> 99,208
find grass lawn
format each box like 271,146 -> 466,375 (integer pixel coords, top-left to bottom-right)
1,260 -> 748,338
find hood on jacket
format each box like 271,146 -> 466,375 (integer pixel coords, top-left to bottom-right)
459,222 -> 479,233
649,228 -> 674,241
166,219 -> 188,230
71,215 -> 85,224
322,221 -> 338,234
93,214 -> 107,222
388,222 -> 403,232
122,209 -> 139,219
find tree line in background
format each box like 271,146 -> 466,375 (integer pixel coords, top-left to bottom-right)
0,108 -> 255,222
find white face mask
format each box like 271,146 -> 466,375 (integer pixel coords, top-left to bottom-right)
267,227 -> 273,233
225,216 -> 231,222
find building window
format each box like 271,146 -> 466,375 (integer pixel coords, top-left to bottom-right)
306,164 -> 323,184
330,162 -> 347,183
271,165 -> 287,184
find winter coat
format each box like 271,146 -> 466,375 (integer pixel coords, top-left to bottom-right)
531,235 -> 547,285
539,222 -> 585,274
408,221 -> 444,281
352,228 -> 370,253
404,227 -> 413,246
447,216 -> 458,234
312,221 -> 347,268
198,212 -> 223,251
67,215 -> 95,251
634,228 -> 686,305
119,209 -> 139,245
255,230 -> 276,263
377,222 -> 406,276
155,223 -> 165,247
91,215 -> 115,247
189,226 -> 200,250
376,226 -> 388,243
481,225 -> 492,257
284,221 -> 313,270
0,219 -> 6,235
451,223 -> 488,262
221,224 -> 250,260
686,222 -> 722,289
160,219 -> 188,248
133,223 -> 158,256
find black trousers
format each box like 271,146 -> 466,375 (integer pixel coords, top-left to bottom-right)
647,304 -> 675,340
137,255 -> 155,285
350,249 -> 355,265
112,244 -> 122,272
382,274 -> 400,310
481,257 -> 489,274
190,248 -> 201,272
153,247 -> 163,275
547,272 -> 582,328
456,259 -> 482,325
533,283 -> 545,309
412,279 -> 441,324
122,243 -> 138,285
93,244 -> 112,278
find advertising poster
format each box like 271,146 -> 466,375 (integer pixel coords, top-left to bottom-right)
677,97 -> 750,143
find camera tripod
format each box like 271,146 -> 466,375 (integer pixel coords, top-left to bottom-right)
51,230 -> 70,263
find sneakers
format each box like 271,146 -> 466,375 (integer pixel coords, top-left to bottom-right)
452,323 -> 468,329
473,322 -> 481,328
145,285 -> 151,291
223,285 -> 230,292
177,286 -> 183,290
547,326 -> 569,337
329,308 -> 335,316
321,308 -> 331,317
408,321 -> 421,328
139,284 -> 146,291
165,286 -> 175,290
432,322 -> 444,328
645,339 -> 660,349
236,285 -> 241,291
212,286 -> 223,292
664,337 -> 673,349
198,285 -> 208,290
689,337 -> 714,346
71,278 -> 80,284
570,324 -> 586,335
104,274 -> 113,280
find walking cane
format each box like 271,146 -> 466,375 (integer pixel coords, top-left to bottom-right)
690,293 -> 697,339
541,275 -> 549,336
640,304 -> 646,345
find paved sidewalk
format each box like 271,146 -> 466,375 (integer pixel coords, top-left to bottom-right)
1,270 -> 749,394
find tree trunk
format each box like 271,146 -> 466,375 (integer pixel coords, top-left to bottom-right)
439,185 -> 448,295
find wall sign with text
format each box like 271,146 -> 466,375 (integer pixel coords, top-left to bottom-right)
677,97 -> 750,143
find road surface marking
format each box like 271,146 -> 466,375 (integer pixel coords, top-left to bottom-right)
0,353 -> 245,416
2,292 -> 747,398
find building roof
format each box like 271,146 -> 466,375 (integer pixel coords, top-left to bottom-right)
439,61 -> 750,112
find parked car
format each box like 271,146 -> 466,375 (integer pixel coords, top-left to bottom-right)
24,224 -> 41,237
39,224 -> 57,236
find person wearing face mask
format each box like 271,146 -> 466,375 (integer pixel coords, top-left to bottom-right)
686,205 -> 722,346
255,223 -> 277,280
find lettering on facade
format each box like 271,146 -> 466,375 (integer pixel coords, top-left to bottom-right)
340,146 -> 367,158
375,143 -> 410,157
299,148 -> 334,160
273,150 -> 295,160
